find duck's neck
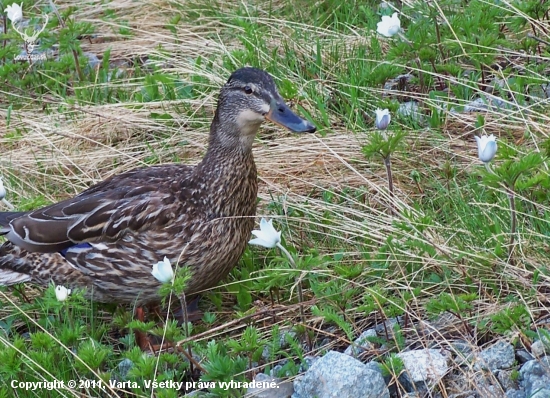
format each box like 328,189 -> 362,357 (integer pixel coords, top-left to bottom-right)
192,113 -> 259,217
201,110 -> 261,165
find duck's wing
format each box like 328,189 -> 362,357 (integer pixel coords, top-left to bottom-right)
1,164 -> 193,253
76,164 -> 188,196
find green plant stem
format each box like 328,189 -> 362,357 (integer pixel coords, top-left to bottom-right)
414,58 -> 425,93
383,155 -> 396,215
507,186 -> 517,264
2,13 -> 6,66
527,33 -> 550,47
2,198 -> 15,210
276,242 -> 311,349
48,0 -> 84,81
177,292 -> 195,374
434,16 -> 446,63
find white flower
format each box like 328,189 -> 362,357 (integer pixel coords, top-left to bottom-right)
152,256 -> 174,283
377,12 -> 401,37
248,218 -> 281,249
6,3 -> 23,23
0,178 -> 6,201
375,108 -> 391,130
475,134 -> 497,163
55,285 -> 71,301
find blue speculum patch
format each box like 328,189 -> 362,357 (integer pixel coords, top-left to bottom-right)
59,242 -> 92,258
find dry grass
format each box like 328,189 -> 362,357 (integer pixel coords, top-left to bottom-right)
1,1 -> 550,396
2,0 -> 549,308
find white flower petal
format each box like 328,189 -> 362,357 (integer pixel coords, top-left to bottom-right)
248,237 -> 271,247
377,12 -> 401,37
6,3 -> 23,23
0,178 -> 6,201
55,285 -> 71,301
248,218 -> 281,248
475,134 -> 497,163
152,256 -> 174,283
375,108 -> 391,130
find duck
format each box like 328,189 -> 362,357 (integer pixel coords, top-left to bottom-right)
0,67 -> 316,305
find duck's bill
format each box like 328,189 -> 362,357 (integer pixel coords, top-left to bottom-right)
266,101 -> 316,133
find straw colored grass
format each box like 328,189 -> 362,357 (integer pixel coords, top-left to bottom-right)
1,1 -> 550,396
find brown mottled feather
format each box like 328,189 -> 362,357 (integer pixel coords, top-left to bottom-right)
0,67 -> 315,305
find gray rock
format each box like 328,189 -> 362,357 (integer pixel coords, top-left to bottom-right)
462,94 -> 511,112
344,328 -> 377,357
374,317 -> 403,343
452,340 -> 475,365
118,358 -> 134,380
374,317 -> 401,332
475,341 -> 515,371
365,360 -> 395,395
263,330 -> 297,361
519,357 -> 550,397
292,351 -> 389,398
531,334 -> 550,358
516,350 -> 534,364
270,364 -> 288,378
397,349 -> 449,390
473,379 -> 502,397
83,52 -> 100,71
506,389 -> 527,398
184,391 -> 210,397
379,1 -> 392,11
364,360 -> 384,377
397,101 -> 422,122
448,393 -> 476,398
245,374 -> 293,398
497,369 -> 518,391
298,356 -> 318,373
531,390 -> 550,398
383,74 -> 413,91
531,340 -> 547,358
464,98 -> 489,112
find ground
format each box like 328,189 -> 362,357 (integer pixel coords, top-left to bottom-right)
0,0 -> 549,397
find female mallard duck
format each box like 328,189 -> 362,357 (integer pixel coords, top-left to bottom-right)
0,67 -> 316,305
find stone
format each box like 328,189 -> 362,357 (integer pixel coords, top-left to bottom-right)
397,101 -> 422,121
298,355 -> 318,373
83,52 -> 100,71
516,350 -> 533,364
475,341 -> 515,372
448,393 -> 476,398
344,328 -> 377,357
263,330 -> 297,361
397,349 -> 449,390
519,357 -> 550,397
531,390 -> 550,398
464,98 -> 489,112
451,340 -> 475,365
496,369 -> 518,391
531,334 -> 550,358
374,317 -> 403,345
118,358 -> 133,380
506,389 -> 527,398
292,351 -> 389,398
364,360 -> 384,377
245,374 -> 293,398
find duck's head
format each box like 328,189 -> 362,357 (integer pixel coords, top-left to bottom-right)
212,67 -> 316,149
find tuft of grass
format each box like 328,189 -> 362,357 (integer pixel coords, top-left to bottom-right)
0,0 -> 549,396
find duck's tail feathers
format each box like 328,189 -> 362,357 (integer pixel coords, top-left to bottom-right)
0,269 -> 31,285
0,211 -> 27,230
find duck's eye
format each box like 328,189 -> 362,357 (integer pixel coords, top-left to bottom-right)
244,86 -> 253,94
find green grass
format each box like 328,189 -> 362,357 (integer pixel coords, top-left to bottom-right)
1,0 -> 550,396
